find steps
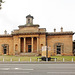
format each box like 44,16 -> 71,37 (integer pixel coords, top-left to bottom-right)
20,53 -> 38,56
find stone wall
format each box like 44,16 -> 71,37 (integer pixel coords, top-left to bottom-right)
47,35 -> 73,56
0,33 -> 73,56
0,37 -> 13,55
39,34 -> 46,54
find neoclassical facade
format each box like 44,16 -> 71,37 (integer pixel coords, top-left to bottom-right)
0,15 -> 74,56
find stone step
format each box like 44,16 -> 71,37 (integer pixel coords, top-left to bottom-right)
20,53 -> 38,56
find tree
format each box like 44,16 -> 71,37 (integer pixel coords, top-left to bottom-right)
0,0 -> 2,2
0,0 -> 3,9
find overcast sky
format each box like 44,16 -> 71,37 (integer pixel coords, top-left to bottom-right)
0,0 -> 75,40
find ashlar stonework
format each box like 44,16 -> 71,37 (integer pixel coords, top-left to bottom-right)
0,15 -> 74,56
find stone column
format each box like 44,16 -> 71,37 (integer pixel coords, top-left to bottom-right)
14,44 -> 15,55
24,37 -> 26,53
31,37 -> 34,52
37,37 -> 39,53
19,37 -> 21,53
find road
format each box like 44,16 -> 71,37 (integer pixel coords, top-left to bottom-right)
0,64 -> 75,75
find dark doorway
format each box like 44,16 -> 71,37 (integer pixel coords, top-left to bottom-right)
28,45 -> 31,52
2,44 -> 9,55
4,49 -> 7,54
57,46 -> 61,54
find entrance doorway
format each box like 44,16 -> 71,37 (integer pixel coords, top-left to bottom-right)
3,46 -> 7,54
57,46 -> 61,54
28,45 -> 31,52
4,49 -> 7,54
2,44 -> 9,55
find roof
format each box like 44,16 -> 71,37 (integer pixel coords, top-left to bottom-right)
0,34 -> 12,37
0,31 -> 74,36
12,32 -> 46,35
12,31 -> 74,35
18,24 -> 39,28
26,14 -> 34,19
47,32 -> 74,35
73,40 -> 75,43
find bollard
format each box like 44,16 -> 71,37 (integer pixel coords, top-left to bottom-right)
10,58 -> 12,62
63,58 -> 64,62
30,58 -> 31,62
3,58 -> 4,62
19,58 -> 20,62
55,58 -> 56,62
72,58 -> 73,62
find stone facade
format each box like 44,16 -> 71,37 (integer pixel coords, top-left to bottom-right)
0,15 -> 74,56
73,40 -> 75,55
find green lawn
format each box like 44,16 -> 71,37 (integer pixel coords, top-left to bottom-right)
0,55 -> 75,61
51,56 -> 75,61
0,55 -> 41,61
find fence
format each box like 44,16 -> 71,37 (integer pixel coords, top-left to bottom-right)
0,57 -> 75,62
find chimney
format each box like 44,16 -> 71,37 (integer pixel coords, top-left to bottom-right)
54,28 -> 56,32
61,27 -> 63,32
4,30 -> 7,35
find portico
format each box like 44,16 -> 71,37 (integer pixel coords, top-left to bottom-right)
18,36 -> 39,54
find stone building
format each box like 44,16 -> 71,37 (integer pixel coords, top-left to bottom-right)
73,40 -> 75,55
0,15 -> 74,56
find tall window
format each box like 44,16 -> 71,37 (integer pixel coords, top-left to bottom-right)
28,19 -> 30,23
57,46 -> 61,54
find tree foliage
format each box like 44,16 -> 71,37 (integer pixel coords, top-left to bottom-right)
0,0 -> 2,2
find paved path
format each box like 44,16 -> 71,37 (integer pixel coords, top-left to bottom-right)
0,64 -> 75,75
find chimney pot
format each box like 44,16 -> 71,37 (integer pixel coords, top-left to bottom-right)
4,30 -> 7,35
54,28 -> 56,32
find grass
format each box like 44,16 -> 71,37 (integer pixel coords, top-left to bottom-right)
0,55 -> 41,61
51,56 -> 75,61
0,55 -> 75,61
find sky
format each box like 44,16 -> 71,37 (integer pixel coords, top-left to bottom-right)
0,0 -> 75,40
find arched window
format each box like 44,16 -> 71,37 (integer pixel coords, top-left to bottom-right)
41,44 -> 43,50
15,44 -> 18,51
2,44 -> 9,54
28,19 -> 30,23
57,45 -> 61,54
54,43 -> 64,54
